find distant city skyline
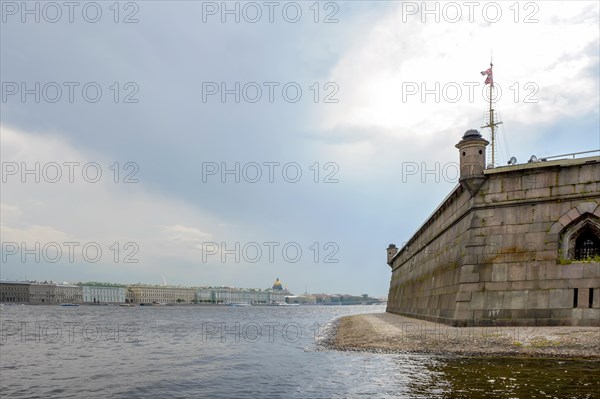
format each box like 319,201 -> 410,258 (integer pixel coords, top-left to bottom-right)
0,276 -> 378,298
0,278 -> 386,306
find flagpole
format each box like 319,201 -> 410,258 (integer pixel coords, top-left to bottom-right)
481,58 -> 502,168
489,61 -> 495,168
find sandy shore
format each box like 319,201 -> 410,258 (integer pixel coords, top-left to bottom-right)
327,312 -> 600,359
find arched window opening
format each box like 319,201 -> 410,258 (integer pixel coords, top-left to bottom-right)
558,211 -> 600,262
574,229 -> 600,260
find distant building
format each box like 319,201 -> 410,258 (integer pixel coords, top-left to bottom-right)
81,285 -> 125,303
29,282 -> 55,303
286,294 -> 316,304
0,280 -> 30,303
195,287 -> 214,303
194,285 -> 291,304
55,283 -> 83,303
269,289 -> 289,304
127,285 -> 195,304
0,279 -> 294,305
215,287 -> 263,304
125,288 -> 135,303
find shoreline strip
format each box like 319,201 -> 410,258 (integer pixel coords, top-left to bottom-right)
325,312 -> 600,359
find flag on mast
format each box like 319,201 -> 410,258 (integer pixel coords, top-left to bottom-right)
481,67 -> 493,85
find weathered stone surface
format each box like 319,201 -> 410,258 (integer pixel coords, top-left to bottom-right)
577,201 -> 598,215
485,281 -> 511,291
467,292 -> 484,310
510,280 -> 539,291
539,279 -> 571,290
583,263 -> 600,279
455,292 -> 472,302
458,282 -> 484,292
507,265 -> 526,281
503,290 -> 527,309
548,222 -> 564,235
526,263 -> 545,280
557,167 -> 579,186
577,288 -> 590,309
548,289 -> 572,308
580,164 -> 600,183
567,208 -> 582,221
545,265 -> 561,280
386,141 -> 600,326
459,265 -> 480,283
526,188 -> 552,199
492,264 -> 508,281
558,213 -> 573,228
527,290 -> 549,309
561,264 -> 583,279
553,185 -> 576,196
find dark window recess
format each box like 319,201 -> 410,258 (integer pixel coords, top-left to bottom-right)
573,288 -> 578,308
575,229 -> 600,260
590,288 -> 594,309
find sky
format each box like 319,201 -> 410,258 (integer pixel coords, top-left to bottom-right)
1,0 -> 599,297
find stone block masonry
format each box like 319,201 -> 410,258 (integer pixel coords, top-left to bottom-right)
386,130 -> 600,326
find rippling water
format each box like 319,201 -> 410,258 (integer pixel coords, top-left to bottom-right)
1,305 -> 598,398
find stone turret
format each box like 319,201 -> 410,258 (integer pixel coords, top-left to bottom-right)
455,129 -> 489,195
386,244 -> 398,265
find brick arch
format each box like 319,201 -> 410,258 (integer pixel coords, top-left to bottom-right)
549,202 -> 600,235
549,202 -> 600,260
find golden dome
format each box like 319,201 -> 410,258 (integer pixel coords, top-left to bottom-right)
272,278 -> 283,290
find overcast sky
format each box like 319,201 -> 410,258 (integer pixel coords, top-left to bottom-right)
1,1 -> 599,296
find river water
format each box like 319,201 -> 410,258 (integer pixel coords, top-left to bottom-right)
1,305 -> 598,398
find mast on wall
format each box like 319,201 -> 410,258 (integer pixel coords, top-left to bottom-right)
480,60 -> 503,167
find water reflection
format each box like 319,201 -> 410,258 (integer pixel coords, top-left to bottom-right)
405,356 -> 600,399
1,305 -> 598,398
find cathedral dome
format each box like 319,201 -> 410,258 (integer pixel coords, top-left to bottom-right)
272,278 -> 283,291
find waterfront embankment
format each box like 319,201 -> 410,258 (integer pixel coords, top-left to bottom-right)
329,313 -> 600,359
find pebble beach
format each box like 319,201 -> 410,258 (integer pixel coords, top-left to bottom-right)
327,312 -> 600,359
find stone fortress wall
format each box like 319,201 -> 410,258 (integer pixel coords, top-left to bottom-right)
386,130 -> 600,326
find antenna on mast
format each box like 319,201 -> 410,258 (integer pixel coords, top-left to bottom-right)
480,56 -> 503,167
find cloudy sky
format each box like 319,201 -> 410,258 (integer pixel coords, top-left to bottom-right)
1,1 -> 599,296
